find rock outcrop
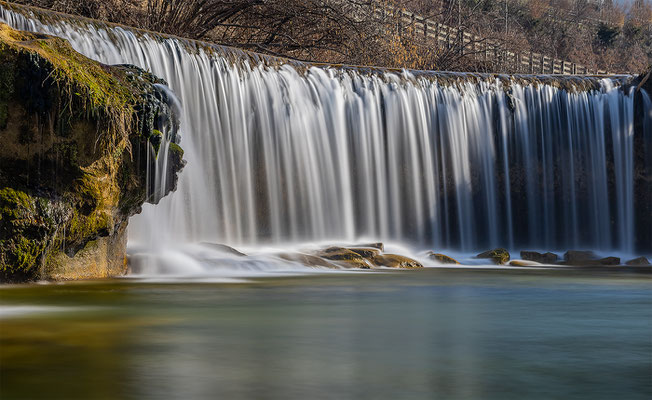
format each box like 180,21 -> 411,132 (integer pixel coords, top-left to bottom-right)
0,25 -> 184,282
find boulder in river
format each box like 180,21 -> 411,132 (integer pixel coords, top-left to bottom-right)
316,246 -> 365,261
347,247 -> 382,258
598,256 -> 621,265
625,256 -> 651,266
563,250 -> 599,265
277,253 -> 339,269
371,254 -> 423,269
476,248 -> 510,265
426,252 -> 459,264
313,246 -> 372,269
520,251 -> 558,264
353,242 -> 385,251
509,260 -> 542,267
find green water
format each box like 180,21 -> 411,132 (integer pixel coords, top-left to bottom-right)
1,268 -> 651,399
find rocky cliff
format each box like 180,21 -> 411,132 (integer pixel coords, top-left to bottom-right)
0,24 -> 184,282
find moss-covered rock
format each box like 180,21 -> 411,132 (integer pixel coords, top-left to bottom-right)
277,252 -> 339,269
0,24 -> 184,282
0,188 -> 52,279
347,247 -> 382,258
315,246 -> 366,261
476,248 -> 510,265
312,246 -> 372,269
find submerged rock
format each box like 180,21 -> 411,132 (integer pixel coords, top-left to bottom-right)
509,260 -> 542,267
371,254 -> 423,269
353,242 -> 385,251
598,256 -> 621,265
625,256 -> 651,266
563,250 -> 598,264
476,248 -> 510,265
561,251 -> 624,266
313,246 -> 372,269
199,243 -> 247,257
316,246 -> 365,261
0,25 -> 184,282
426,252 -> 459,264
277,253 -> 339,269
347,247 -> 382,258
520,251 -> 558,264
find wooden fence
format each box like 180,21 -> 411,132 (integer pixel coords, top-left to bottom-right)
380,7 -> 610,75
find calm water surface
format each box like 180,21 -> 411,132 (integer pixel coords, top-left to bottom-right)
1,268 -> 651,399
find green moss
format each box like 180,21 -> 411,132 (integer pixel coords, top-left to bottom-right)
9,236 -> 45,271
0,23 -> 147,165
0,187 -> 35,219
32,36 -> 134,112
150,129 -> 163,154
168,142 -> 184,158
476,248 -> 511,265
66,209 -> 111,246
0,188 -> 50,278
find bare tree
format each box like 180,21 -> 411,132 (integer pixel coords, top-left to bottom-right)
13,0 -> 652,73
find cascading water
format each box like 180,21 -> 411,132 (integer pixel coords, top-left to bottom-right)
2,4 -> 649,274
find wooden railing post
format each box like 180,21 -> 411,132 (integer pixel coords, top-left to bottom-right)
460,29 -> 464,56
516,53 -> 520,73
411,13 -> 415,37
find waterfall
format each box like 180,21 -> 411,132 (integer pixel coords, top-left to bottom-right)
1,4 -> 648,255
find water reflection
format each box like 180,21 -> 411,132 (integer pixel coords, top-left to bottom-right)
1,269 -> 651,399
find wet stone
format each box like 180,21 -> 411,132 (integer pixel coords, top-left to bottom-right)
477,248 -> 510,265
426,252 -> 459,264
371,254 -> 423,269
520,251 -> 558,264
625,256 -> 651,266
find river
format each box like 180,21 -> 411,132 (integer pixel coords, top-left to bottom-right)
2,268 -> 650,399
